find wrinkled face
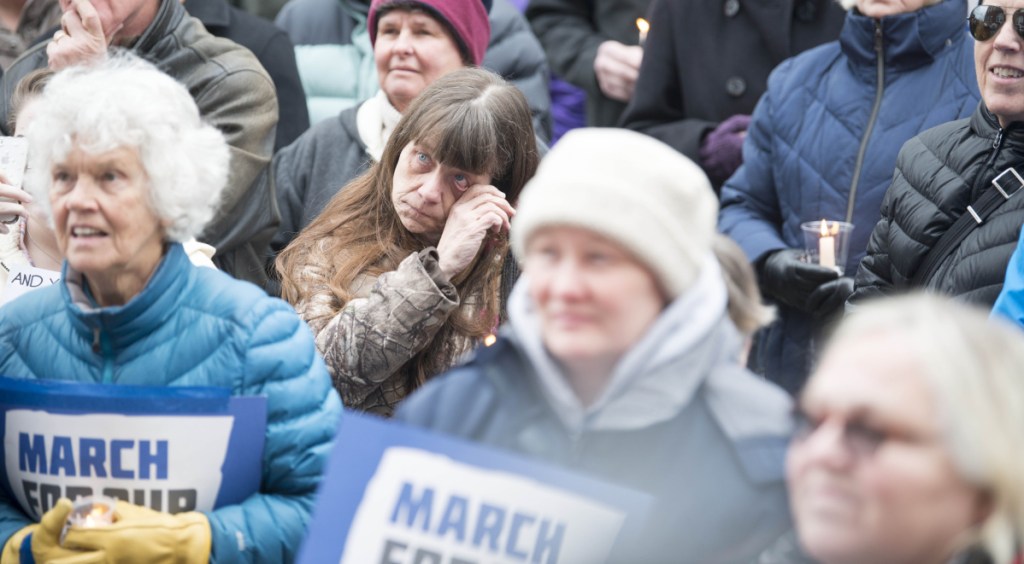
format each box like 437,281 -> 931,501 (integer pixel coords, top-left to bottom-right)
391,141 -> 490,243
50,145 -> 165,282
374,9 -> 465,113
787,333 -> 985,564
975,0 -> 1024,127
524,226 -> 666,368
853,0 -> 931,17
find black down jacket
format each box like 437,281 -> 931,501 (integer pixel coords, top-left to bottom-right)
851,103 -> 1024,306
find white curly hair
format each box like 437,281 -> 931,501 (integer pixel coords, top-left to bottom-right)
22,51 -> 229,242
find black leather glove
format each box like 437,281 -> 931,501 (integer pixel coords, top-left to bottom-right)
806,276 -> 854,319
760,249 -> 839,313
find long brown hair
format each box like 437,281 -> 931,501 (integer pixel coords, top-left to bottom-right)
277,68 -> 539,389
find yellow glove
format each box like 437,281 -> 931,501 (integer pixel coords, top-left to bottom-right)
1,499 -> 102,564
60,501 -> 210,564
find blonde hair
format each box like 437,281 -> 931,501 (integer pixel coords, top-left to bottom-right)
821,294 -> 1024,563
712,235 -> 775,335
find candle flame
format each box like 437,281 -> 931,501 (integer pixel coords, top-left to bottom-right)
82,505 -> 110,528
636,18 -> 649,34
484,334 -> 497,347
819,219 -> 840,237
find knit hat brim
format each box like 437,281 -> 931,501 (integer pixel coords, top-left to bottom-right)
511,128 -> 718,299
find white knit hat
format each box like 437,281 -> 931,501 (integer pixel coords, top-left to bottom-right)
511,128 -> 718,299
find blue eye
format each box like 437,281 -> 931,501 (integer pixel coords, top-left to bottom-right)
453,173 -> 469,190
415,151 -> 431,167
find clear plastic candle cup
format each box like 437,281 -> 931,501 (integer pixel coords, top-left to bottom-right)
801,220 -> 854,275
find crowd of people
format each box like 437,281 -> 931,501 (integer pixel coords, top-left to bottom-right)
0,0 -> 1022,562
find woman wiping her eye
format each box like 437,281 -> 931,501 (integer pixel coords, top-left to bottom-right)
276,68 -> 539,416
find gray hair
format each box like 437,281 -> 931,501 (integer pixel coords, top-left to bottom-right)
821,294 -> 1024,563
23,51 -> 229,242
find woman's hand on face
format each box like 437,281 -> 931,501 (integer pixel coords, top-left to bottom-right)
47,0 -> 114,71
0,172 -> 32,235
436,184 -> 514,280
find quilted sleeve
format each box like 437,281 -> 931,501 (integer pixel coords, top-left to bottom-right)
849,170 -> 900,306
718,66 -> 789,264
206,298 -> 342,564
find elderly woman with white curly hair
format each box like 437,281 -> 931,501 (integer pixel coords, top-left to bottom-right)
0,53 -> 341,563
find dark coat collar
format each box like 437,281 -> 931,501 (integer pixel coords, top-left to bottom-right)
841,0 -> 966,72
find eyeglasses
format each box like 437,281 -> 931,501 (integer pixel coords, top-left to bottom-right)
968,5 -> 1024,42
792,409 -> 887,458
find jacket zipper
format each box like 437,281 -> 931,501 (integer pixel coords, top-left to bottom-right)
968,126 -> 1006,202
92,327 -> 114,383
846,21 -> 885,225
984,128 -> 1005,170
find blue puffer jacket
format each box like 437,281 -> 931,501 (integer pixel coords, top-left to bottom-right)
718,0 -> 978,392
990,211 -> 1024,325
0,243 -> 342,563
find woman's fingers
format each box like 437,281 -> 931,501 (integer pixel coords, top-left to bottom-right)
459,184 -> 516,217
0,183 -> 31,203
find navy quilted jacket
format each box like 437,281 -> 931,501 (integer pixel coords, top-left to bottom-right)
0,243 -> 342,563
718,0 -> 978,392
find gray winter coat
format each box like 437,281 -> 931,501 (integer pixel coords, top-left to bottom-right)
270,104 -> 369,258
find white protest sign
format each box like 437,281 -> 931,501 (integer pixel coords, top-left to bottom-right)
0,264 -> 59,307
341,447 -> 627,564
4,410 -> 233,520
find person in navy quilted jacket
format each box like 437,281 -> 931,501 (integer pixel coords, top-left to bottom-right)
718,0 -> 979,394
0,54 -> 341,563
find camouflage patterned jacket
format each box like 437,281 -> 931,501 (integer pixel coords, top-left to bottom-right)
293,245 -> 477,415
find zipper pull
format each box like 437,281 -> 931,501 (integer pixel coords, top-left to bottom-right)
92,327 -> 100,354
874,21 -> 883,53
984,128 -> 1006,169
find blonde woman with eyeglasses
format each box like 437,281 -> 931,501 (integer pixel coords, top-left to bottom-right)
784,294 -> 1024,564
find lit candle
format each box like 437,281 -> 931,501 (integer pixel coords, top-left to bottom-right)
636,18 -> 649,47
818,219 -> 836,270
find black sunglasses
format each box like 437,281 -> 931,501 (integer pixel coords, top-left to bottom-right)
969,4 -> 1024,41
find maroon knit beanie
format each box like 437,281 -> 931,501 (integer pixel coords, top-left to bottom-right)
368,0 -> 491,66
